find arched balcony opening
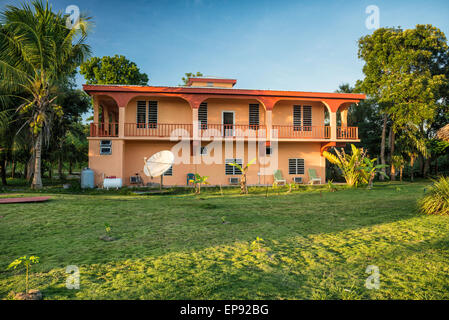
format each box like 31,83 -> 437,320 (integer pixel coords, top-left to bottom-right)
195,97 -> 267,138
272,99 -> 330,139
90,95 -> 119,137
123,96 -> 192,137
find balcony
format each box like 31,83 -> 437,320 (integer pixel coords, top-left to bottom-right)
273,125 -> 330,139
89,123 -> 118,137
337,127 -> 358,140
124,123 -> 193,137
89,123 -> 358,140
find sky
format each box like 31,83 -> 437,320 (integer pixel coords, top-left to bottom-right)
1,0 -> 449,92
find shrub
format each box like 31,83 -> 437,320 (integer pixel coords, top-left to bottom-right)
418,176 -> 449,215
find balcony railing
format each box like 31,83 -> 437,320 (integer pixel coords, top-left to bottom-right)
89,123 -> 358,140
124,123 -> 193,137
272,125 -> 331,139
337,127 -> 358,140
199,124 -> 266,138
90,123 -> 118,137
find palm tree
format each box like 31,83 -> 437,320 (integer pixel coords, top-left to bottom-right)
0,1 -> 91,188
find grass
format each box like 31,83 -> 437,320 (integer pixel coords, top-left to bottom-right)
0,180 -> 448,299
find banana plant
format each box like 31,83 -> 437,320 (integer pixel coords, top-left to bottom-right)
189,173 -> 209,195
323,144 -> 367,188
229,158 -> 256,194
358,157 -> 389,189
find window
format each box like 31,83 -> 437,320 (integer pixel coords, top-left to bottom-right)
137,101 -> 146,128
266,146 -> 272,156
198,102 -> 208,129
200,146 -> 208,155
293,105 -> 312,131
289,158 -> 305,175
148,101 -> 158,128
303,106 -> 312,131
163,165 -> 173,176
293,105 -> 301,131
100,140 -> 112,155
249,104 -> 260,129
225,159 -> 243,175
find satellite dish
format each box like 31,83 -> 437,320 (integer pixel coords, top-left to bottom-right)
143,150 -> 174,178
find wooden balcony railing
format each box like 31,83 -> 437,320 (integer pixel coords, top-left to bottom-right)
124,123 -> 193,137
199,124 -> 266,138
272,125 -> 331,139
89,123 -> 358,140
89,123 -> 119,137
337,127 -> 358,140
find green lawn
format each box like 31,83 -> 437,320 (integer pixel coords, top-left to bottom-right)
1,181 -> 448,300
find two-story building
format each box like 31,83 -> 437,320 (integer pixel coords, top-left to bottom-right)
84,77 -> 365,187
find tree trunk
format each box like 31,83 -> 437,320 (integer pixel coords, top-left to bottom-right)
410,157 -> 415,182
423,158 -> 431,177
0,154 -> 7,186
389,128 -> 395,181
24,161 -> 28,180
11,160 -> 15,179
31,133 -> 43,189
27,155 -> 34,182
419,155 -> 424,177
400,168 -> 403,182
58,153 -> 63,180
379,114 -> 387,181
69,160 -> 73,175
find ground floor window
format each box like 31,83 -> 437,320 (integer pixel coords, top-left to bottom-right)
163,165 -> 173,176
225,159 -> 243,175
288,158 -> 305,175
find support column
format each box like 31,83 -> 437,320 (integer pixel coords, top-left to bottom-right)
192,108 -> 199,140
93,96 -> 99,123
341,108 -> 348,127
103,104 -> 109,135
266,110 -> 273,140
330,111 -> 337,140
118,106 -> 126,138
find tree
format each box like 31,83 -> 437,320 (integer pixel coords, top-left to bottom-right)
7,255 -> 40,296
229,158 -> 256,194
0,0 -> 91,189
358,157 -> 389,189
181,72 -> 203,85
189,173 -> 209,195
80,55 -> 148,85
358,25 -> 449,179
51,80 -> 91,178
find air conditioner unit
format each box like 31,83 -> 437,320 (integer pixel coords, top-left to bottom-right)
130,175 -> 141,184
293,177 -> 303,184
229,177 -> 240,185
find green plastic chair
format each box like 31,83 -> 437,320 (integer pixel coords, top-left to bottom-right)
187,173 -> 195,185
308,169 -> 322,185
273,170 -> 286,185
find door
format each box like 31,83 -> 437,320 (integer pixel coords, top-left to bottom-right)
222,111 -> 234,136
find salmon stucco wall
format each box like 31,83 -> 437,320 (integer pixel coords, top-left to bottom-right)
89,139 -> 125,186
88,139 -> 326,187
272,101 -> 326,126
125,97 -> 192,124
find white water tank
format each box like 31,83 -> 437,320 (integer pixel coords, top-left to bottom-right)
103,178 -> 122,190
